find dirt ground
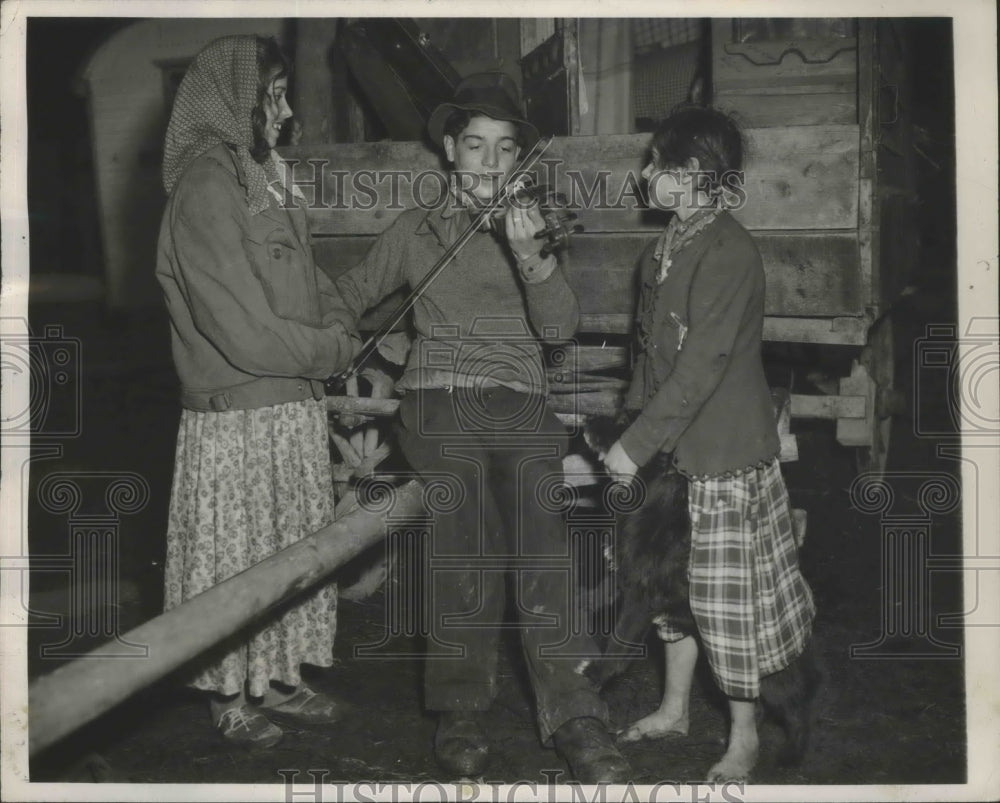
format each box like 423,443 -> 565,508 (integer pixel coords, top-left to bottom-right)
24,283 -> 967,788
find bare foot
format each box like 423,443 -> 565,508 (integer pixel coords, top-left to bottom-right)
706,732 -> 759,782
616,708 -> 689,743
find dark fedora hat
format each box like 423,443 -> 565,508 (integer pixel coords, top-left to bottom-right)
427,72 -> 540,149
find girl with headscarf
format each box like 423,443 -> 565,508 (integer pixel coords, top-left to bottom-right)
156,35 -> 359,747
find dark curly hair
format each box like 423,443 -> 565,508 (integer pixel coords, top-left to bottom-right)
250,36 -> 292,164
648,104 -> 745,192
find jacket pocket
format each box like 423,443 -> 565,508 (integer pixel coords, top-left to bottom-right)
648,305 -> 686,357
666,311 -> 688,352
244,228 -> 321,324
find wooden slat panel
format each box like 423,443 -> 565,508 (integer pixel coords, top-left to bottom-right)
736,127 -> 858,230
313,228 -> 863,326
560,231 -> 862,317
716,93 -> 857,126
791,393 -> 867,420
310,232 -> 641,315
284,124 -> 858,237
572,314 -> 870,344
756,232 -> 863,316
316,232 -> 864,314
762,316 -> 868,345
282,142 -> 442,237
545,127 -> 859,231
550,345 -> 629,373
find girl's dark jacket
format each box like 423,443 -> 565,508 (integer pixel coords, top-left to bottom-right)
620,211 -> 780,479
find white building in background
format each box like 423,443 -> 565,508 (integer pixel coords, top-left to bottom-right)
77,19 -> 287,310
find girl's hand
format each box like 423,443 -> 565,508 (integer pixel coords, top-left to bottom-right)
602,440 -> 639,483
504,202 -> 546,262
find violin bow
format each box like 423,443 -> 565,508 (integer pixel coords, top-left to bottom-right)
331,135 -> 555,388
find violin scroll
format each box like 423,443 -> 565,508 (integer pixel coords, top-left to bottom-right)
536,207 -> 585,258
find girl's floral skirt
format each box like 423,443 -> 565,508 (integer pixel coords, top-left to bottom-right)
163,398 -> 338,697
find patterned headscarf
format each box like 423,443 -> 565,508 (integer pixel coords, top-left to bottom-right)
162,35 -> 279,215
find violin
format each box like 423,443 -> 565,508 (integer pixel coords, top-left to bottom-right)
484,181 -> 584,258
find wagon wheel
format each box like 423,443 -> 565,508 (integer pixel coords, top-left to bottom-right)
855,315 -> 898,476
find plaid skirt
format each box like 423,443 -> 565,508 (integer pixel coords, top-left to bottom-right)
163,398 -> 338,698
655,458 -> 815,699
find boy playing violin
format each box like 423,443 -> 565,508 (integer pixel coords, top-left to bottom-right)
335,73 -> 629,783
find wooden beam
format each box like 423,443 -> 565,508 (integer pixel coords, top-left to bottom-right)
28,481 -> 424,756
575,314 -> 871,344
328,388 -> 869,424
790,393 -> 867,420
762,316 -> 869,345
551,344 -> 628,372
285,125 -> 860,235
292,19 -> 342,145
314,229 -> 865,320
327,390 -> 625,418
520,18 -> 556,56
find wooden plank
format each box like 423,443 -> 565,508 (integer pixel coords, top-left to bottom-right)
565,21 -> 582,136
857,20 -> 878,313
716,93 -> 856,126
281,141 -> 443,236
291,19 -> 342,145
873,20 -> 920,312
790,393 -> 867,420
327,390 -> 624,417
565,231 -> 862,317
340,312 -> 870,346
28,481 -> 425,756
283,124 -> 859,236
736,128 -> 858,230
755,232 -> 863,315
762,315 -> 869,345
550,344 -> 629,372
772,388 -> 800,462
325,391 -> 860,427
520,18 -> 557,57
313,228 -> 862,320
713,53 -> 857,94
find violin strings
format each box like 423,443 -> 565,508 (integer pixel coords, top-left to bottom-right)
339,136 -> 555,384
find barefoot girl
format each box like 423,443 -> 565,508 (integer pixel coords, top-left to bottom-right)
601,106 -> 816,781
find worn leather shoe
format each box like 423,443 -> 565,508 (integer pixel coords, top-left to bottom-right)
216,705 -> 283,748
434,711 -> 489,777
553,716 -> 632,783
260,686 -> 354,727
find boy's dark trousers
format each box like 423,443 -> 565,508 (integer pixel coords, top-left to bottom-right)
396,387 -> 608,743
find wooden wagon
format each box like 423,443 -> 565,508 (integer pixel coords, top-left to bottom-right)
28,17 -> 925,753
285,17 -> 917,477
